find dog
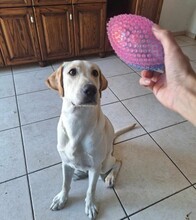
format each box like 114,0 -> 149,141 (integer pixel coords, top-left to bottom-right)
46,60 -> 136,219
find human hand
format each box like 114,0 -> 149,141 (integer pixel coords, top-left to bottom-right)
139,25 -> 195,113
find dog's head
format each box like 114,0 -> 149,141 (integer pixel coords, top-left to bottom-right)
46,60 -> 108,106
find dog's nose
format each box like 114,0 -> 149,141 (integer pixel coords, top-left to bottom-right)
82,84 -> 97,97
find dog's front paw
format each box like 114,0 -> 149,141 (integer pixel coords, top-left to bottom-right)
50,191 -> 68,211
85,201 -> 98,220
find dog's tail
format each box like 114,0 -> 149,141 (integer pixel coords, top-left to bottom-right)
114,123 -> 136,140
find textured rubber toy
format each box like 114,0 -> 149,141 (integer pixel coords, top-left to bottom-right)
107,14 -> 164,71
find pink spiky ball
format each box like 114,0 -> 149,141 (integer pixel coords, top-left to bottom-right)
107,14 -> 164,71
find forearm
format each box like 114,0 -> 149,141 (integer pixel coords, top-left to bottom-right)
174,73 -> 196,126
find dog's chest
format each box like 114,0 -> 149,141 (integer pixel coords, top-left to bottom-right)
59,109 -> 107,170
60,135 -> 105,171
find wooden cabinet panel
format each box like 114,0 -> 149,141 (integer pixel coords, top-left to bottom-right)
0,8 -> 41,65
73,3 -> 106,56
0,0 -> 32,7
34,6 -> 74,61
32,0 -> 71,6
135,0 -> 163,23
0,51 -> 4,66
72,0 -> 106,4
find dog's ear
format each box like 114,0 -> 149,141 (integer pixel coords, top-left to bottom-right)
99,72 -> 108,92
46,65 -> 64,97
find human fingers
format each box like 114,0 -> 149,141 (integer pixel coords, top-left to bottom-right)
152,24 -> 179,56
152,25 -> 195,79
141,70 -> 162,83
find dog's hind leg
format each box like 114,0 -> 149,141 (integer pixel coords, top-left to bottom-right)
50,162 -> 74,211
104,160 -> 121,188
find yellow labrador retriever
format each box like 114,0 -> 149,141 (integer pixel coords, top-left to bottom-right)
46,60 -> 135,219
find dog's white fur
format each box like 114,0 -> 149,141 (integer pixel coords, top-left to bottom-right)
46,60 -> 135,219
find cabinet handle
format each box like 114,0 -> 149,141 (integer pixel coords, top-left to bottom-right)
69,13 -> 73,21
30,16 -> 34,23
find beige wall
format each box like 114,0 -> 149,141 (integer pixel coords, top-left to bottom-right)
159,0 -> 196,34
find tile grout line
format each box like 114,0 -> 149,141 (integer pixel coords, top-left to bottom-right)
148,132 -> 194,186
112,188 -> 130,219
21,115 -> 60,127
108,86 -> 149,134
0,162 -> 62,185
11,67 -> 35,220
0,174 -> 27,185
0,125 -> 21,133
127,183 -> 195,218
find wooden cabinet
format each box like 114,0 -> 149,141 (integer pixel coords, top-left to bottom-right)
73,3 -> 106,56
0,0 -> 32,7
0,7 -> 41,66
0,1 -> 106,66
135,0 -> 164,23
0,0 -> 163,67
34,6 -> 74,61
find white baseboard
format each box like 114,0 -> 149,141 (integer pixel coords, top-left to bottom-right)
172,31 -> 196,39
172,31 -> 186,36
186,31 -> 196,39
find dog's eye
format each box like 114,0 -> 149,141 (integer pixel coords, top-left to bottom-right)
92,70 -> 99,77
68,68 -> 77,76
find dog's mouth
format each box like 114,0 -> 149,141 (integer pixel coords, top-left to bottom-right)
71,101 -> 97,108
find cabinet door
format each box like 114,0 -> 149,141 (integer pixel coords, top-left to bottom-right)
34,6 -> 74,61
73,3 -> 106,56
0,8 -> 41,65
0,51 -> 4,67
135,0 -> 163,23
32,0 -> 71,6
0,0 -> 31,7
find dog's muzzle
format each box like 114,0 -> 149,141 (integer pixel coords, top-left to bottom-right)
81,84 -> 97,105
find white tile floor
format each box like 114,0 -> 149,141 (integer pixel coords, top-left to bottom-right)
0,36 -> 196,220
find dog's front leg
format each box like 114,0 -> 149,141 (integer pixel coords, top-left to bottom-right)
50,162 -> 74,211
85,168 -> 100,219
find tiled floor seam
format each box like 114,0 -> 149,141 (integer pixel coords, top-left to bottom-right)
112,188 -> 131,219
0,162 -> 63,185
148,120 -> 187,134
0,174 -> 27,185
0,125 -> 20,133
28,162 -> 62,176
107,87 -> 147,131
106,71 -> 136,79
149,133 -> 194,186
0,94 -> 15,100
127,184 -> 195,218
113,121 -> 188,146
11,65 -> 53,75
11,70 -> 35,220
16,88 -> 50,96
114,133 -> 147,145
21,115 -> 60,127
